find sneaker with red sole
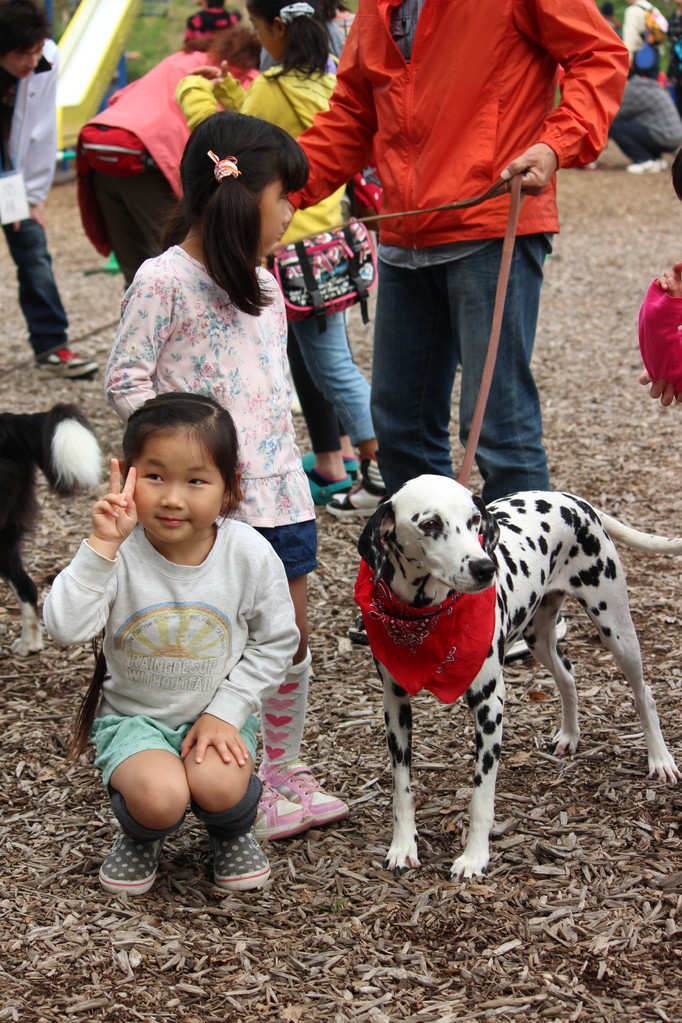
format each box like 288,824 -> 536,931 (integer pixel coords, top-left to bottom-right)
36,349 -> 98,379
259,761 -> 349,827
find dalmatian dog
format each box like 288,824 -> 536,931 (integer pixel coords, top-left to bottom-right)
356,475 -> 681,880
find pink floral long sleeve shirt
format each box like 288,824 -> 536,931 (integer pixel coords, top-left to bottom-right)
105,246 -> 314,528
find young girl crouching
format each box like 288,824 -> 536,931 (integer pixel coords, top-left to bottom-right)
44,393 -> 300,895
104,112 -> 349,841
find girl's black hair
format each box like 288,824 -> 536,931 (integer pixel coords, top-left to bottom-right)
67,391 -> 242,760
673,148 -> 682,202
164,112 -> 308,316
246,0 -> 329,76
121,391 -> 241,508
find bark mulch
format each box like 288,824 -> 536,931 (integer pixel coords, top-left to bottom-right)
1,143 -> 681,1021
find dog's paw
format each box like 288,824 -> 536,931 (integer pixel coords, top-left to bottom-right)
648,751 -> 681,784
11,635 -> 44,657
450,850 -> 489,880
385,840 -> 420,874
550,727 -> 580,757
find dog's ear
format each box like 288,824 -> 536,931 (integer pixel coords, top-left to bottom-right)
358,498 -> 395,586
473,495 -> 500,555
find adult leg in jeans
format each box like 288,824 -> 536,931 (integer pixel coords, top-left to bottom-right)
608,121 -> 662,163
3,218 -> 68,359
290,312 -> 375,452
372,239 -> 551,503
287,327 -> 347,480
450,234 -> 551,502
371,259 -> 459,496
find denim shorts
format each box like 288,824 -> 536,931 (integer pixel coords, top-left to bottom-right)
255,518 -> 317,578
91,713 -> 259,788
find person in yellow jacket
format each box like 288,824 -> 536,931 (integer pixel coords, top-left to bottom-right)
176,0 -> 386,519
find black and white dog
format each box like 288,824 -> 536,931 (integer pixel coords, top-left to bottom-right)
357,475 -> 681,880
0,404 -> 101,655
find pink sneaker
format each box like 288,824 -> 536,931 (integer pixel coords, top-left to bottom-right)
254,781 -> 314,841
260,761 -> 349,827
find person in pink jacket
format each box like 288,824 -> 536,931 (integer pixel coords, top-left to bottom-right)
639,148 -> 682,406
76,29 -> 259,286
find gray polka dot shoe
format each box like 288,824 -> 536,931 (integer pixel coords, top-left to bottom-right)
99,831 -> 164,895
211,829 -> 271,891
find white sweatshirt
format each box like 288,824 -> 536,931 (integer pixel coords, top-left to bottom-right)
10,40 -> 59,205
44,520 -> 299,731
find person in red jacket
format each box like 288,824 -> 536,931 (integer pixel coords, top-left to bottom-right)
293,0 -> 629,505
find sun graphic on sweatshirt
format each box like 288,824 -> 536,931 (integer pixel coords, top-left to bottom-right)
114,603 -> 232,662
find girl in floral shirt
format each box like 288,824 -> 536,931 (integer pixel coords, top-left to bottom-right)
105,112 -> 349,840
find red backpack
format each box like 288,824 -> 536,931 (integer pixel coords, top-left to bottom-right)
78,124 -> 147,177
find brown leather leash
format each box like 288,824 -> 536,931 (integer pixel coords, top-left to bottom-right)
335,172 -> 525,491
457,174 -> 524,488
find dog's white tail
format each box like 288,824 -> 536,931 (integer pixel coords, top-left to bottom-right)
51,419 -> 102,491
598,511 -> 682,555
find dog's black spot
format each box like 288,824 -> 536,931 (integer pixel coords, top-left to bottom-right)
541,521 -> 551,533
601,625 -> 612,638
539,568 -> 545,585
527,537 -> 536,551
505,573 -> 515,591
495,713 -> 503,726
386,729 -> 403,765
481,751 -> 495,774
599,601 -> 608,611
577,562 -> 603,588
519,559 -> 530,577
483,720 -> 497,735
410,513 -> 419,522
398,702 -> 412,731
591,605 -> 601,616
474,773 -> 482,787
478,705 -> 489,724
512,606 -> 526,630
499,544 -> 517,574
604,557 -> 617,580
475,732 -> 484,752
392,682 -> 407,698
492,743 -> 501,760
509,498 -> 526,509
468,678 -> 497,710
535,499 -> 553,515
560,653 -> 572,671
538,535 -> 548,555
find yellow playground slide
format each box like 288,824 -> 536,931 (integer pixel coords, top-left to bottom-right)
56,0 -> 143,152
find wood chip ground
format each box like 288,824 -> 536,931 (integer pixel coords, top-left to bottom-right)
1,143 -> 681,1021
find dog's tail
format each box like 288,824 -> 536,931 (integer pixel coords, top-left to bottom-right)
598,511 -> 682,555
43,405 -> 102,496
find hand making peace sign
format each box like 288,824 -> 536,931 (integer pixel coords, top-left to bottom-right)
88,459 -> 139,558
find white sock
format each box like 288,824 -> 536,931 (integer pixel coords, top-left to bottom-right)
261,649 -> 311,770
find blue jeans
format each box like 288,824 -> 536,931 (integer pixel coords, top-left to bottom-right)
3,217 -> 68,358
608,121 -> 662,163
290,310 -> 374,445
372,234 -> 551,503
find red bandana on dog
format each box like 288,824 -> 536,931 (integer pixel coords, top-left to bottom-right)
354,560 -> 497,704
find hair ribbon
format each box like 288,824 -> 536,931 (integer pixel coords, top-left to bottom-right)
279,2 -> 315,24
208,150 -> 241,181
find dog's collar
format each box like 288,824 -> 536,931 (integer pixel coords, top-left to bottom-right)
354,560 -> 497,704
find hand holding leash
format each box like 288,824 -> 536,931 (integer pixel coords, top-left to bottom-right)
89,458 -> 138,557
500,142 -> 558,196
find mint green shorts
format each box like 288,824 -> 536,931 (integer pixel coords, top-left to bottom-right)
91,713 -> 259,789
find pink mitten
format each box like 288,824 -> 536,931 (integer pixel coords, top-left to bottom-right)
639,279 -> 682,391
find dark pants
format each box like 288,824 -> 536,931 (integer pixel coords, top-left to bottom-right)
92,166 -> 175,287
609,121 -> 663,163
3,218 -> 68,358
